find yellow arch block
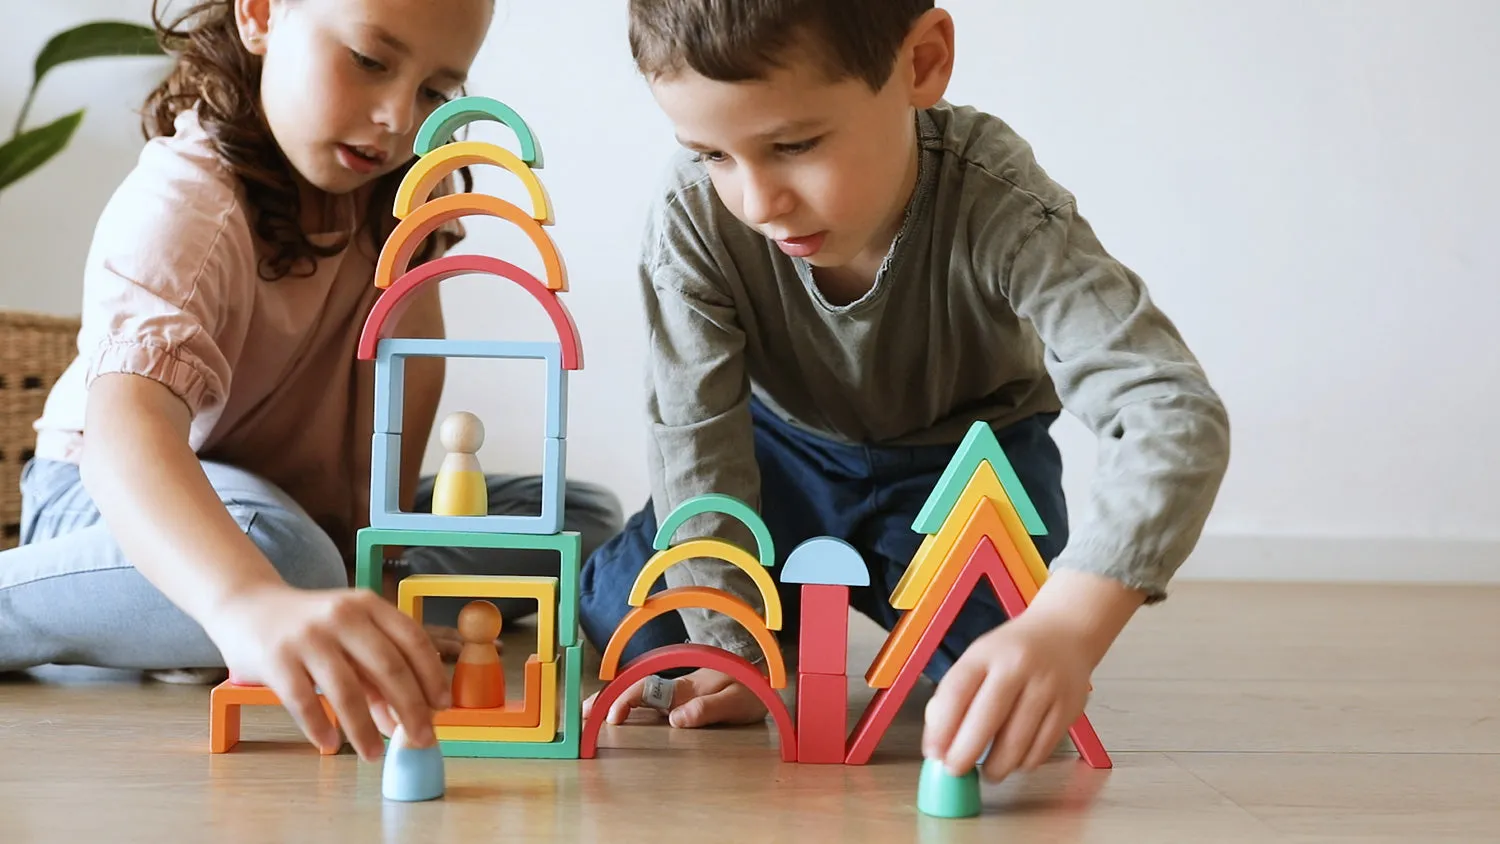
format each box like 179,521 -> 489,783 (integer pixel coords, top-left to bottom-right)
889,460 -> 1049,610
394,140 -> 551,222
627,539 -> 782,630
375,193 -> 567,291
600,586 -> 786,689
398,574 -> 556,662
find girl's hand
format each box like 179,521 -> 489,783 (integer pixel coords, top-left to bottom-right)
205,584 -> 451,761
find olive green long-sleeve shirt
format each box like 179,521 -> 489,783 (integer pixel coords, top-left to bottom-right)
637,101 -> 1231,661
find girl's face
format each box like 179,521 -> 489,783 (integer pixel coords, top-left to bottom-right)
238,0 -> 492,196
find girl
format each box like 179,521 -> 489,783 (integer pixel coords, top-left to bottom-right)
0,0 -> 622,763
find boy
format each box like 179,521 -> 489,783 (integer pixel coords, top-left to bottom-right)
579,0 -> 1230,782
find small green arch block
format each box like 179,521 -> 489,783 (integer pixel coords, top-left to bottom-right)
653,493 -> 775,568
415,95 -> 540,164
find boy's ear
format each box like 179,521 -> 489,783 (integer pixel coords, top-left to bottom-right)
902,8 -> 955,109
235,0 -> 274,56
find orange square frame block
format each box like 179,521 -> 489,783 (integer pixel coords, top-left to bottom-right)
433,654 -> 545,729
209,682 -> 342,754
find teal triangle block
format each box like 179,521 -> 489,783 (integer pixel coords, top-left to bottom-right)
912,421 -> 1047,536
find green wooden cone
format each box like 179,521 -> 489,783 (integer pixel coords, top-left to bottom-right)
917,758 -> 981,818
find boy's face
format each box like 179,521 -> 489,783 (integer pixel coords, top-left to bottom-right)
649,40 -> 939,283
240,0 -> 493,197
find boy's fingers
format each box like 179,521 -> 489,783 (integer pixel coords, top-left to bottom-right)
982,681 -> 1050,781
668,683 -> 765,728
945,670 -> 1021,775
606,678 -> 648,725
922,660 -> 985,759
1020,704 -> 1067,771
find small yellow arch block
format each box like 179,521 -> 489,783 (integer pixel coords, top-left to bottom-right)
394,140 -> 551,222
627,538 -> 782,630
600,586 -> 787,689
374,193 -> 567,291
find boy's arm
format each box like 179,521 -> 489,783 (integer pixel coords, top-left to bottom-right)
993,200 -> 1231,608
636,207 -> 770,665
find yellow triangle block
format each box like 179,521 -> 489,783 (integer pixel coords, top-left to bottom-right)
889,459 -> 1049,610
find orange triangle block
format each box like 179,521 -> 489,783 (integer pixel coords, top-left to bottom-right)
865,496 -> 1039,688
889,459 -> 1049,611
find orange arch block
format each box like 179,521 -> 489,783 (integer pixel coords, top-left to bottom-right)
599,586 -> 786,689
374,193 -> 567,292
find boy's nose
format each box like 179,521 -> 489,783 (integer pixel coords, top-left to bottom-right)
740,174 -> 791,226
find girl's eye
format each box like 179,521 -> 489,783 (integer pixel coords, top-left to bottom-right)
421,87 -> 452,104
350,50 -> 385,72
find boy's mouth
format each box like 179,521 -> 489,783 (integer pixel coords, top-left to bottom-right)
774,231 -> 826,259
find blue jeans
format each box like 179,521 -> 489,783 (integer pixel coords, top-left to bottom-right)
0,458 -> 622,672
579,399 -> 1069,683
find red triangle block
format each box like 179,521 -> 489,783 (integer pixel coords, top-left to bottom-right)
845,537 -> 1111,768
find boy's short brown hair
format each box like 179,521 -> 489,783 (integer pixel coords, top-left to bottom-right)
628,0 -> 935,91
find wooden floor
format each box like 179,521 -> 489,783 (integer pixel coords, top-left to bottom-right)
2,581 -> 1498,842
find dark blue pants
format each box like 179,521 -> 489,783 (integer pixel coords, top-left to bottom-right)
579,399 -> 1068,683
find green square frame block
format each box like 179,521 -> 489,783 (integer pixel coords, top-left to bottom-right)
911,420 -> 1047,536
355,527 -> 581,648
438,643 -> 583,759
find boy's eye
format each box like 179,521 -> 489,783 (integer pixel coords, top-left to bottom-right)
775,137 -> 822,155
350,50 -> 386,72
692,151 -> 728,164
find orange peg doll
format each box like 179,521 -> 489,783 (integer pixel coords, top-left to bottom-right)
451,600 -> 505,709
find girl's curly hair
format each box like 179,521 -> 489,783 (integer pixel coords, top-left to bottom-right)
142,0 -> 468,281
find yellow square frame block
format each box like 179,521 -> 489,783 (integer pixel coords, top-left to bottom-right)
398,574 -> 557,662
435,657 -> 558,743
890,460 -> 1049,610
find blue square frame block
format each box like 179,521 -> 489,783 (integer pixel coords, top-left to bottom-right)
370,433 -> 567,536
375,338 -> 568,439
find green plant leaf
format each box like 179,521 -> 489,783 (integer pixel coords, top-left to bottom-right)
13,22 -> 163,136
34,21 -> 162,86
0,110 -> 84,192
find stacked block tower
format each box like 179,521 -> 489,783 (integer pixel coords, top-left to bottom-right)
207,95 -> 587,758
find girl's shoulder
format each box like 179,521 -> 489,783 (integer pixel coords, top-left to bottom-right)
89,109 -> 257,301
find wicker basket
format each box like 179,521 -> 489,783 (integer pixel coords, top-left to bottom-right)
0,311 -> 81,550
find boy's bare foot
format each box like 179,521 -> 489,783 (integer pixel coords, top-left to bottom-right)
145,667 -> 229,685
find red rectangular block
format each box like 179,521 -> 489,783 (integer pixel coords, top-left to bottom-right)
798,584 -> 849,676
796,672 -> 848,764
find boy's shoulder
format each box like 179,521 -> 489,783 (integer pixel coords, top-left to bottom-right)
920,100 -> 1076,216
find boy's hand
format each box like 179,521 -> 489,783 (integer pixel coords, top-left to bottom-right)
205,584 -> 451,762
583,667 -> 768,728
921,614 -> 1093,781
921,568 -> 1146,782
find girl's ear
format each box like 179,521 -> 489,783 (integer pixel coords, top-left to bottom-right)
235,0 -> 274,56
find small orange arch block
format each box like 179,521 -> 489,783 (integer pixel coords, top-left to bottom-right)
374,193 -> 567,292
600,586 -> 786,688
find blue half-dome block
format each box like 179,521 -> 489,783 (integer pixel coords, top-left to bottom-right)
780,536 -> 870,586
382,726 -> 445,802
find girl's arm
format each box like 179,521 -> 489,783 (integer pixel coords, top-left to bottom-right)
80,372 -> 450,760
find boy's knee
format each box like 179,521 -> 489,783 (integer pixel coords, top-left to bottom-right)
236,505 -> 347,591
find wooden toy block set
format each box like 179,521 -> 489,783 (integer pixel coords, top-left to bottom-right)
204,97 -> 1112,812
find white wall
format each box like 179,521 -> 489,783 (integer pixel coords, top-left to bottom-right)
2,1 -> 1496,582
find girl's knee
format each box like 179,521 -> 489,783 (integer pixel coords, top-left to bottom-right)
237,505 -> 347,591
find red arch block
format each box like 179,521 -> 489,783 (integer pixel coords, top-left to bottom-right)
580,643 -> 797,762
357,253 -> 582,369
